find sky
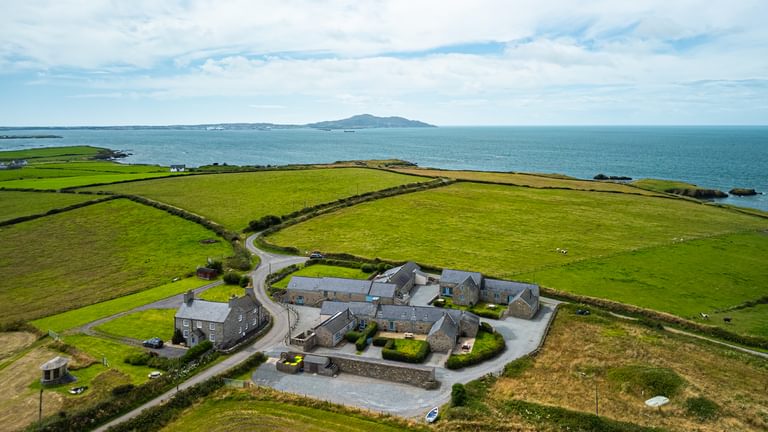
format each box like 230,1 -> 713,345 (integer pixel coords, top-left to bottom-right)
1,0 -> 767,126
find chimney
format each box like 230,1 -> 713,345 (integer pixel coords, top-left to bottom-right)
183,290 -> 194,305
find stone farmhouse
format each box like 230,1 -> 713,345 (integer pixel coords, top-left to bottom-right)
283,262 -> 425,306
291,301 -> 480,353
174,288 -> 266,349
440,269 -> 540,319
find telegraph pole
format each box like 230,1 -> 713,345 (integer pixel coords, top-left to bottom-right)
595,380 -> 599,416
38,388 -> 43,422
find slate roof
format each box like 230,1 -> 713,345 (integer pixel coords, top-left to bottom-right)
320,301 -> 377,317
287,276 -> 321,291
428,313 -> 458,340
317,310 -> 354,334
176,299 -> 231,322
369,282 -> 397,298
321,277 -> 372,295
303,354 -> 330,365
40,356 -> 69,371
484,278 -> 539,295
228,293 -> 262,310
374,261 -> 420,288
376,304 -> 478,326
441,269 -> 482,286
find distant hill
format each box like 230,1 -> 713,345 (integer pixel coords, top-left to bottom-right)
0,114 -> 436,130
306,114 -> 435,129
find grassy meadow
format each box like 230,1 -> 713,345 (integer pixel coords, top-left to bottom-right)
0,199 -> 231,325
440,304 -> 768,432
272,264 -> 372,289
632,178 -> 700,193
82,168 -> 426,230
0,145 -> 103,162
32,277 -> 212,333
0,171 -> 184,190
95,309 -> 177,342
197,284 -> 249,302
63,334 -> 156,384
392,167 -> 662,196
0,191 -> 97,222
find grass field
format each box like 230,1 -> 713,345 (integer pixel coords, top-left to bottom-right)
198,284 -> 248,302
95,309 -> 177,342
160,388 -> 424,432
0,191 -> 97,222
709,303 -> 768,338
36,161 -> 167,173
32,277 -> 212,333
0,145 -> 102,162
0,171 -> 184,190
83,168 -> 426,230
392,167 -> 663,196
0,199 -> 231,325
447,304 -> 768,432
515,231 -> 768,330
632,178 -> 699,193
272,264 -> 371,289
63,334 -> 154,384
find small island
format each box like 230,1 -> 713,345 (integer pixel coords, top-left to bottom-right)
729,188 -> 760,196
0,134 -> 63,139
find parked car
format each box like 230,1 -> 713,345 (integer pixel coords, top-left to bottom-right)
309,251 -> 324,259
575,309 -> 591,316
142,337 -> 164,349
148,371 -> 163,379
68,386 -> 88,395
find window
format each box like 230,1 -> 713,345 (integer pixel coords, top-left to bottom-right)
183,319 -> 189,327
238,314 -> 243,322
209,322 -> 215,330
323,290 -> 328,297
443,287 -> 452,296
196,321 -> 202,329
252,318 -> 258,326
494,292 -> 500,300
253,307 -> 258,314
239,326 -> 243,334
388,320 -> 396,331
183,329 -> 189,337
209,333 -> 215,342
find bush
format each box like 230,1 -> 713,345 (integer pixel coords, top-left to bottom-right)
354,322 -> 379,351
684,396 -> 720,421
361,263 -> 375,273
239,274 -> 250,288
248,214 -> 282,231
606,365 -> 685,397
377,262 -> 390,272
223,271 -> 242,285
480,322 -> 493,333
207,260 -> 223,273
446,330 -> 506,369
181,340 -> 213,364
345,331 -> 362,343
226,250 -> 252,271
171,328 -> 184,345
111,384 -> 135,397
222,352 -> 267,379
451,383 -> 467,406
124,352 -> 152,366
372,336 -> 390,347
382,339 -> 430,363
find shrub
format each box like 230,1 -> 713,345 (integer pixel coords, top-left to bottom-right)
207,260 -> 223,272
248,214 -> 282,231
354,322 -> 378,351
372,336 -> 390,347
451,383 -> 467,406
226,250 -> 252,271
239,274 -> 250,287
181,340 -> 213,364
382,339 -> 430,363
361,263 -> 375,273
606,365 -> 685,397
377,262 -> 391,272
111,384 -> 135,397
222,352 -> 267,379
480,322 -> 493,333
684,396 -> 720,421
223,271 -> 242,285
345,331 -> 362,343
123,352 -> 152,366
446,330 -> 506,369
171,328 -> 184,345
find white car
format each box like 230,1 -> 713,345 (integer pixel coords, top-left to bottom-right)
148,371 -> 163,379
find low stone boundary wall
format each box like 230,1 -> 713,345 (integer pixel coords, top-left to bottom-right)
324,353 -> 439,390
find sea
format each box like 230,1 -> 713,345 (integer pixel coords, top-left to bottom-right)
2,126 -> 767,212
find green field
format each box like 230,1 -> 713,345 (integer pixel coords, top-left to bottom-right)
0,171 -> 184,190
0,161 -> 169,184
83,168 -> 426,230
272,264 -> 371,289
32,277 -> 212,333
95,309 -> 176,342
709,303 -> 768,338
631,178 -> 699,193
160,391 -> 419,432
63,334 -> 155,384
198,284 -> 248,302
36,161 -> 168,173
0,145 -> 103,162
516,231 -> 768,326
0,191 -> 97,222
0,199 -> 231,325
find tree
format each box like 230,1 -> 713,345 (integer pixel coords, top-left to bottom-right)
172,328 -> 184,345
239,274 -> 250,288
451,383 -> 467,406
223,271 -> 241,285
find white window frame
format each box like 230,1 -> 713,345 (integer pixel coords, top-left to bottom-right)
239,326 -> 243,334
252,317 -> 258,326
183,329 -> 189,337
183,319 -> 189,327
238,314 -> 243,322
196,321 -> 202,329
209,322 -> 216,330
209,333 -> 215,342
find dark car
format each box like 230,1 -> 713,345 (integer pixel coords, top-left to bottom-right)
309,252 -> 324,259
142,337 -> 164,349
575,309 -> 591,316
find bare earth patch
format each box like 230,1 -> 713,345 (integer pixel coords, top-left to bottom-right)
0,346 -> 63,432
0,332 -> 37,360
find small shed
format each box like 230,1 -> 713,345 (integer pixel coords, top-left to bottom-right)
40,356 -> 72,385
170,164 -> 186,172
303,354 -> 338,376
196,267 -> 218,280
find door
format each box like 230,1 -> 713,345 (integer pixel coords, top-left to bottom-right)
296,296 -> 304,305
388,320 -> 396,331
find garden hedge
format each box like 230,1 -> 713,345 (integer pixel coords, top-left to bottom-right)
446,330 -> 506,369
382,339 -> 430,363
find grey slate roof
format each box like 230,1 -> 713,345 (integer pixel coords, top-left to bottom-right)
441,269 -> 482,286
228,293 -> 262,310
374,261 -> 420,288
376,304 -> 478,326
321,277 -> 372,295
428,313 -> 458,339
369,282 -> 397,298
303,354 -> 330,365
287,276 -> 321,291
318,310 -> 354,334
484,278 -> 539,295
40,356 -> 69,371
320,301 -> 377,317
176,299 -> 230,322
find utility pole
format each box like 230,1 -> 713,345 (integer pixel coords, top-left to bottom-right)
595,380 -> 599,416
38,388 -> 43,422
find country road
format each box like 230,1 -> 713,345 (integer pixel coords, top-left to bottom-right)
93,234 -> 306,432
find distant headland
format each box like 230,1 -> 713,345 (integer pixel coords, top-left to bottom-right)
0,114 -> 435,131
0,134 -> 62,139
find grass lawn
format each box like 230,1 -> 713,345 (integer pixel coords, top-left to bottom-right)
708,303 -> 768,339
0,199 -> 231,325
0,171 -> 185,190
63,334 -> 155,384
198,284 -> 247,302
272,264 -> 372,289
36,161 -> 168,173
0,145 -> 103,162
388,339 -> 429,356
392,167 -> 662,196
0,190 -> 97,222
447,304 -> 768,432
438,297 -> 504,319
95,309 -> 177,342
516,231 -> 768,333
631,178 -> 699,193
32,277 -> 213,333
82,168 -> 425,230
160,388 -> 422,432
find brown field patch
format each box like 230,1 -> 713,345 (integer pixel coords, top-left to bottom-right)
0,346 -> 63,431
0,332 -> 37,361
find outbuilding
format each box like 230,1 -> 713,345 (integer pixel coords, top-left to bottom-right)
40,356 -> 72,385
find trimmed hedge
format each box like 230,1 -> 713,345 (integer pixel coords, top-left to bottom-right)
345,331 -> 362,343
354,322 -> 378,351
382,338 -> 430,363
181,340 -> 213,364
446,330 -> 506,369
372,336 -> 390,347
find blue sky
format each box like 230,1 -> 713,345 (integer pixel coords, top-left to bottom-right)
1,0 -> 766,126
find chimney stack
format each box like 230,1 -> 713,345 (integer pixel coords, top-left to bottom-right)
183,290 -> 194,305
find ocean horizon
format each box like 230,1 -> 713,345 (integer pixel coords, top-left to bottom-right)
2,125 -> 767,211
